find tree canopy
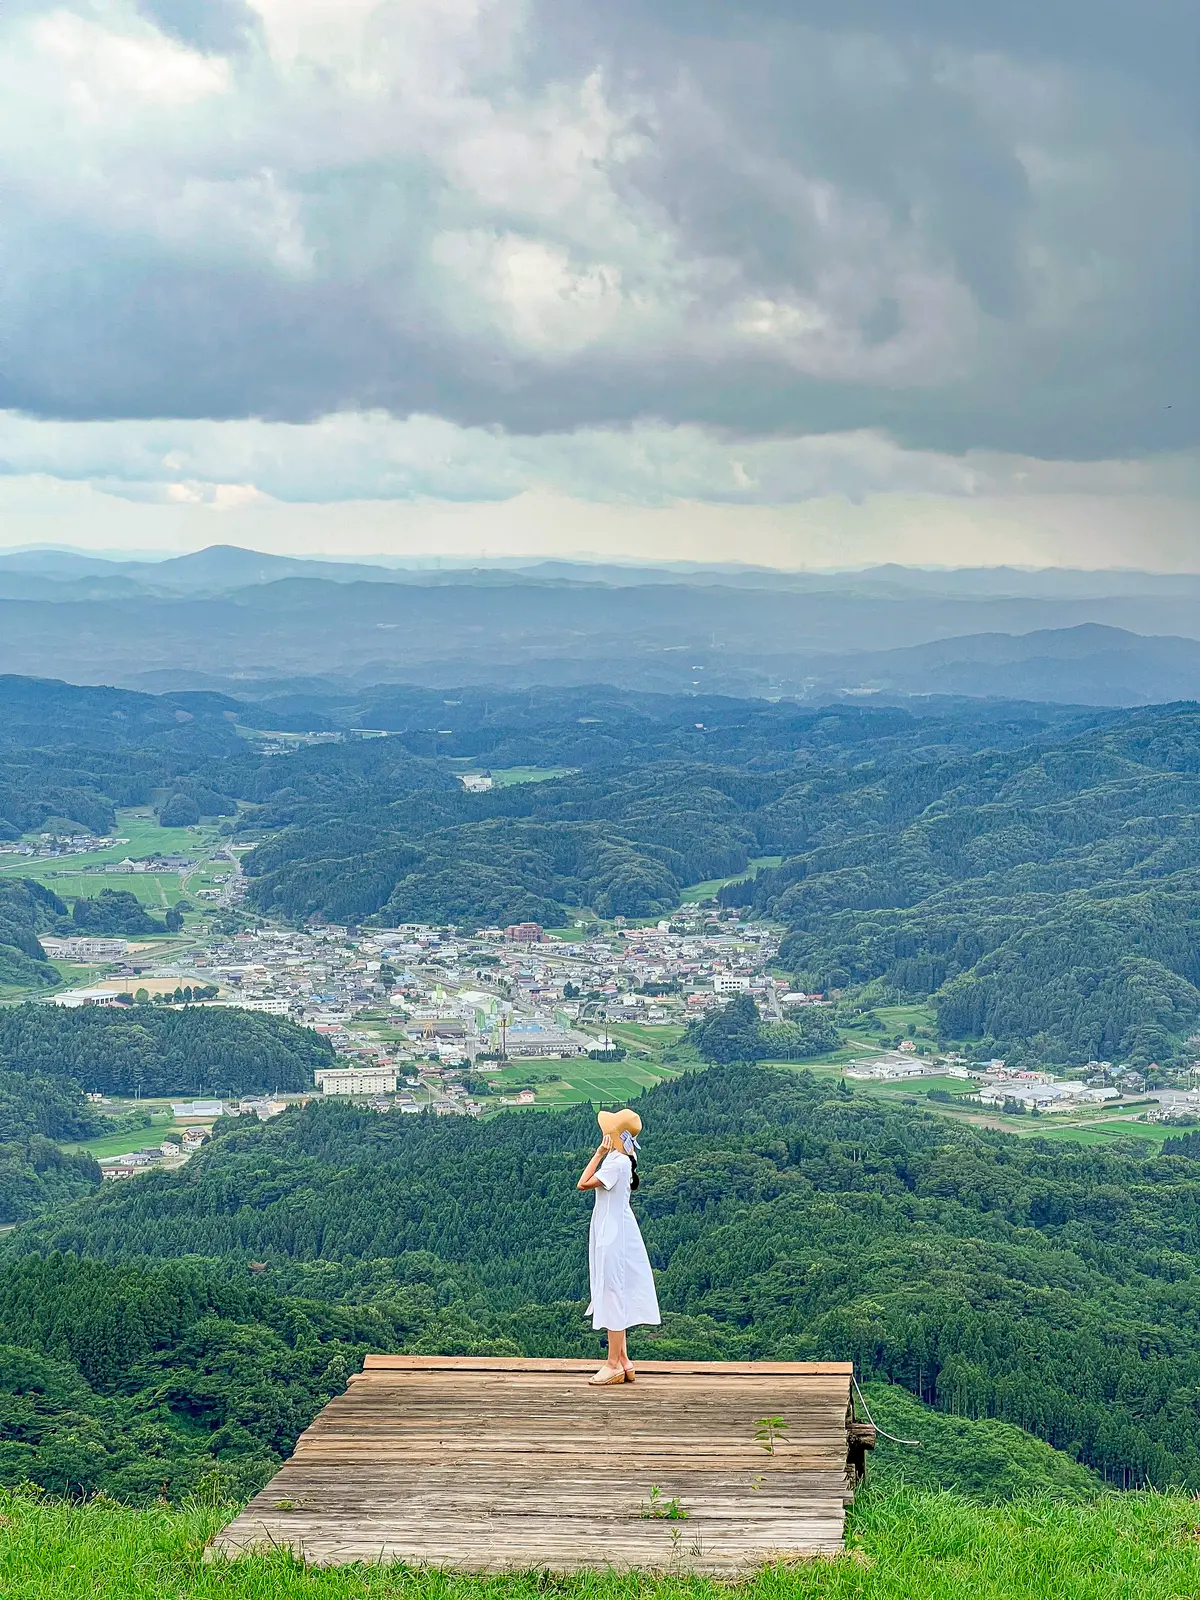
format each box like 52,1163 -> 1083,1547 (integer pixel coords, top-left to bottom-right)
0,1004 -> 335,1100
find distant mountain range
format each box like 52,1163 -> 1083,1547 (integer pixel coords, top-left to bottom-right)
1,544 -> 1199,705
804,624 -> 1200,707
6,543 -> 1200,600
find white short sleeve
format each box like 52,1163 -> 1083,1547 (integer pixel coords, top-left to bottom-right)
595,1152 -> 625,1190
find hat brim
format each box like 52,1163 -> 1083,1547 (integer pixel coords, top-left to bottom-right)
598,1108 -> 642,1138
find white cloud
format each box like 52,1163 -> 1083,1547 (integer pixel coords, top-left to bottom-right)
0,408 -> 1193,515
30,8 -> 230,106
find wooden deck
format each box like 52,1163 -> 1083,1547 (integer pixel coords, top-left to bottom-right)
209,1355 -> 874,1574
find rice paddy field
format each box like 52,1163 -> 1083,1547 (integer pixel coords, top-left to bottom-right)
3,1486 -> 1197,1600
486,1056 -> 679,1108
0,808 -> 228,913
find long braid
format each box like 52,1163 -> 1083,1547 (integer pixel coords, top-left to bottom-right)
621,1131 -> 640,1190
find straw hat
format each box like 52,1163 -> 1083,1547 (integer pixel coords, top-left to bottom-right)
597,1107 -> 642,1140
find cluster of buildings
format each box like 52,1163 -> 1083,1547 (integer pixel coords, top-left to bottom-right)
0,830 -> 124,859
844,1054 -> 1182,1120
99,1124 -> 208,1180
60,911 -> 782,1116
975,1068 -> 1121,1113
101,852 -> 198,875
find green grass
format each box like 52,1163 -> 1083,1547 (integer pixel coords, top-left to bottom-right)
9,871 -> 185,907
485,1054 -> 679,1108
489,767 -> 575,787
1019,1119 -> 1175,1148
46,961 -> 110,989
803,1044 -> 877,1067
2,1486 -> 1199,1599
0,810 -> 222,876
840,1004 -> 938,1042
444,758 -> 574,786
554,1063 -> 674,1103
867,1075 -> 976,1098
679,858 -> 783,904
606,1022 -> 687,1051
60,1113 -> 179,1159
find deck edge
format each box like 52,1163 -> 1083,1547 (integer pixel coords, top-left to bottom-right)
360,1355 -> 855,1374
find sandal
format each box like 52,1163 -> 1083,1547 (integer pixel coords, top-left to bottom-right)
587,1369 -> 626,1386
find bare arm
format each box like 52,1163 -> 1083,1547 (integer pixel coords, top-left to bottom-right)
577,1136 -> 615,1190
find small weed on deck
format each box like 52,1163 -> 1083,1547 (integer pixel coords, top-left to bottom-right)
3,1487 -> 1200,1600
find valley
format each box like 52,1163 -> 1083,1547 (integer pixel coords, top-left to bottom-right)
3,667 -> 1200,1541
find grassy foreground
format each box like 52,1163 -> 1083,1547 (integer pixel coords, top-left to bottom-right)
2,1487 -> 1199,1600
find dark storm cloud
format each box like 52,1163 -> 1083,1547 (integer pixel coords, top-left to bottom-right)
570,0 -> 1200,105
0,0 -> 1194,462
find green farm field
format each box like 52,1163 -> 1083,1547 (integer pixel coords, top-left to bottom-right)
0,808 -> 226,914
61,1113 -> 180,1159
605,1021 -> 686,1052
839,1003 -> 939,1042
1020,1117 -> 1177,1148
0,810 -> 223,873
679,856 -> 783,903
11,871 -> 184,907
862,1074 -> 976,1097
556,1061 -> 675,1102
487,1056 -> 677,1107
490,766 -> 575,787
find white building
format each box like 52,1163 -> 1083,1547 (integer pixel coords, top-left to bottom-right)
171,1100 -> 225,1120
713,975 -> 752,993
504,1027 -> 588,1058
47,988 -> 126,1007
217,996 -> 292,1016
845,1060 -> 927,1081
315,1065 -> 399,1095
40,937 -> 129,961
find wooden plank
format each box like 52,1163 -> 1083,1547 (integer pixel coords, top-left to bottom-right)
362,1355 -> 854,1374
211,1515 -> 850,1572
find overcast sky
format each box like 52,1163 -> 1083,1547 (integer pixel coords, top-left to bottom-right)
0,0 -> 1196,565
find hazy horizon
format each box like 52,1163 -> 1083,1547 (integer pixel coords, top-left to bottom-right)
8,540 -> 1200,579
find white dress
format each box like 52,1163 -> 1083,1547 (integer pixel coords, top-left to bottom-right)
587,1152 -> 661,1332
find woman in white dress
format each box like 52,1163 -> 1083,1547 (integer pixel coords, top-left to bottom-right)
577,1107 -> 660,1385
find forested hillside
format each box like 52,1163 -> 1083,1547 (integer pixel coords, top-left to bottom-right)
0,1005 -> 336,1224
0,1255 -> 397,1501
234,699 -> 1094,928
737,705 -> 1200,1065
0,1005 -> 336,1100
12,1065 -> 1200,1493
0,1075 -> 100,1220
0,880 -> 63,989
